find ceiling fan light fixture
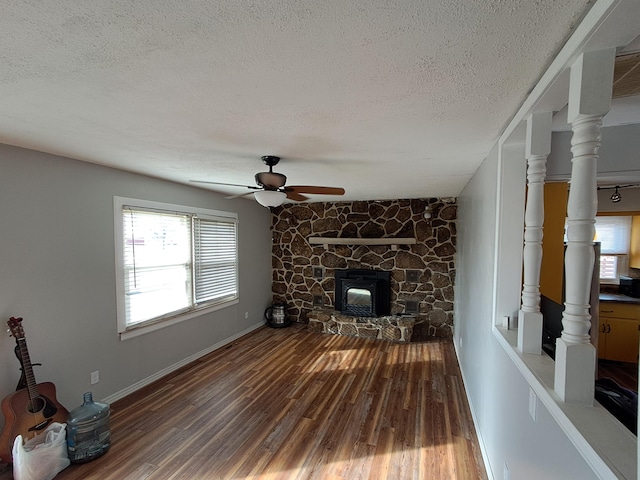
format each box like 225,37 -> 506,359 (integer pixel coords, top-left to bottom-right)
254,190 -> 286,208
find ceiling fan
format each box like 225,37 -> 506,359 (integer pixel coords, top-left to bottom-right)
191,155 -> 345,207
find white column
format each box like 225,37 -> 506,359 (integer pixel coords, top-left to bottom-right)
554,49 -> 615,404
518,112 -> 552,354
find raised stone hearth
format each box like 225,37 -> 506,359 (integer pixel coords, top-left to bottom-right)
308,308 -> 416,343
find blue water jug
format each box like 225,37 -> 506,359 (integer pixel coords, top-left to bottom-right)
66,392 -> 111,463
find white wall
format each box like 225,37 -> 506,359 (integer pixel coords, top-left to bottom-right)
0,144 -> 273,416
455,148 -> 602,479
597,188 -> 640,213
547,124 -> 640,183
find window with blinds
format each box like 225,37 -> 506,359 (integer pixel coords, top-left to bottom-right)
114,197 -> 238,336
193,218 -> 238,305
595,216 -> 632,282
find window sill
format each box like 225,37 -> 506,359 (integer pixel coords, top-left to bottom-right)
493,326 -> 636,479
119,299 -> 239,341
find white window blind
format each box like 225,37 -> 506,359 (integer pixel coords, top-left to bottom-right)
115,198 -> 239,336
193,217 -> 238,305
595,216 -> 632,254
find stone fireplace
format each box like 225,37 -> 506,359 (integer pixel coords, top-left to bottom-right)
270,198 -> 457,339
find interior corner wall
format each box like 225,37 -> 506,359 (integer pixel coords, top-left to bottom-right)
455,146 -> 601,479
0,144 -> 273,418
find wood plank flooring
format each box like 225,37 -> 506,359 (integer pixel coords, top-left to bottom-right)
598,360 -> 638,392
2,324 -> 486,480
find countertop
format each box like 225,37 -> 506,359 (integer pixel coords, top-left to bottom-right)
599,292 -> 640,304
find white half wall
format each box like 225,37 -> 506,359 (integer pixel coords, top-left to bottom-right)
455,149 -> 605,479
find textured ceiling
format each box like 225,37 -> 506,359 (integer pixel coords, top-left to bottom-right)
1,1 -> 597,202
613,52 -> 640,98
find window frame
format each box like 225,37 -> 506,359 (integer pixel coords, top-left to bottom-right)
114,197 -> 239,340
594,215 -> 632,284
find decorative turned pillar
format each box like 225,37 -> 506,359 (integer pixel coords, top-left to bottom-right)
518,112 -> 552,354
554,49 -> 615,404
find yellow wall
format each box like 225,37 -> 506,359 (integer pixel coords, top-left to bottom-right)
631,216 -> 640,269
540,182 -> 569,304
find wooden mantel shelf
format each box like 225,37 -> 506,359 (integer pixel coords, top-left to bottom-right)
308,237 -> 416,250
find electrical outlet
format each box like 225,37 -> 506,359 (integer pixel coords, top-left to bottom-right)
91,370 -> 99,385
245,311 -> 249,319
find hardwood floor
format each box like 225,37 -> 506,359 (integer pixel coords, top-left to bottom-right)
2,324 -> 486,480
597,360 -> 638,392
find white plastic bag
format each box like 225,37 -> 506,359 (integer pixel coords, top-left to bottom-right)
12,422 -> 70,480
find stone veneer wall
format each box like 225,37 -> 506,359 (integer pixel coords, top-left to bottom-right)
270,198 -> 457,338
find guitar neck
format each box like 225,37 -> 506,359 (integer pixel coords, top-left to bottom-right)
16,338 -> 39,400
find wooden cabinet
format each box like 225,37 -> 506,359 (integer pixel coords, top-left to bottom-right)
598,303 -> 640,363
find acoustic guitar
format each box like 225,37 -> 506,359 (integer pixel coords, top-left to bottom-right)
0,317 -> 69,463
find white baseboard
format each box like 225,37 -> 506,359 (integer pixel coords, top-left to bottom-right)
102,321 -> 265,405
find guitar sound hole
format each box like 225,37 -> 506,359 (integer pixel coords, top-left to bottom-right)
28,396 -> 45,414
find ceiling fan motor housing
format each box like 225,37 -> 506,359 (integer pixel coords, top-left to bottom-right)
255,171 -> 287,189
255,156 -> 286,188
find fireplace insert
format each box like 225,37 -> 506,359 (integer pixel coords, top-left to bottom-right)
334,269 -> 391,316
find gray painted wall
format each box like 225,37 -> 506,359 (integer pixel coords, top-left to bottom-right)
0,144 -> 273,416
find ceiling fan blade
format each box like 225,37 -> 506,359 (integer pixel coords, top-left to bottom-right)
225,191 -> 258,200
285,190 -> 309,202
285,186 -> 345,196
190,180 -> 259,189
